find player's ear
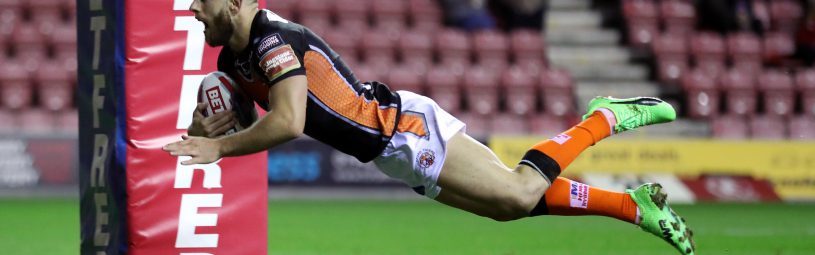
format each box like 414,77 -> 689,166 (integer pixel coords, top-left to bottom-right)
227,0 -> 241,15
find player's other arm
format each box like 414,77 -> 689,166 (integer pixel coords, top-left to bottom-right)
217,75 -> 307,157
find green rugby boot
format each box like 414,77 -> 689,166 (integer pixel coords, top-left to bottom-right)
582,96 -> 676,133
628,183 -> 696,255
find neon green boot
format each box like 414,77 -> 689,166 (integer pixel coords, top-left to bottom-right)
628,183 -> 696,255
583,96 -> 677,133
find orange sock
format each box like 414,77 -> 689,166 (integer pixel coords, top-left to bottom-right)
519,111 -> 613,182
531,177 -> 640,224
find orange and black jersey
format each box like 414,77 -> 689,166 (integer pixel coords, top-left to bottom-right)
217,10 -> 402,162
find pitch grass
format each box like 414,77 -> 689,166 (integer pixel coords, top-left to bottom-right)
1,199 -> 814,254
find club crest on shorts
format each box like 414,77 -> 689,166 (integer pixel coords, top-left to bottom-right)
416,149 -> 436,170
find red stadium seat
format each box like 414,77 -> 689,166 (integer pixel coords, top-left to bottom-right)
502,66 -> 537,115
351,64 -> 382,82
769,0 -> 803,33
360,28 -> 399,67
763,32 -> 795,65
720,68 -> 758,116
788,115 -> 815,140
795,68 -> 815,116
623,0 -> 659,49
749,115 -> 787,140
727,32 -> 763,73
10,24 -> 47,73
27,0 -> 63,29
334,0 -> 369,32
462,66 -> 500,115
409,0 -> 443,32
435,29 -> 471,70
528,114 -> 568,136
660,0 -> 696,35
690,32 -> 726,77
385,66 -> 424,94
510,29 -> 546,69
372,0 -> 407,30
681,69 -> 719,119
0,7 -> 19,39
36,61 -> 73,111
322,29 -> 360,63
425,66 -> 462,113
18,108 -> 55,134
539,69 -> 575,116
270,0 -> 297,20
56,108 -> 78,134
757,69 -> 794,117
0,62 -> 32,110
472,30 -> 510,70
0,109 -> 17,133
490,113 -> 528,135
710,114 -> 749,139
653,33 -> 689,85
456,112 -> 488,138
398,30 -> 434,73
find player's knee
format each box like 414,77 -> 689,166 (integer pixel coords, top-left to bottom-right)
490,190 -> 541,222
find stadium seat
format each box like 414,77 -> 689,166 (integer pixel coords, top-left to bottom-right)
489,113 -> 528,135
398,30 -> 434,73
10,24 -> 47,73
762,32 -> 795,65
270,0 -> 297,20
297,0 -> 332,29
425,66 -> 462,113
623,0 -> 659,49
510,29 -> 546,70
788,115 -> 815,140
36,61 -> 73,111
435,29 -> 472,76
0,108 -> 17,133
351,64 -> 382,82
539,69 -> 575,116
409,0 -> 443,32
18,108 -> 55,134
749,115 -> 787,140
0,6 -> 19,39
659,0 -> 696,35
727,32 -> 763,73
681,68 -> 719,119
333,0 -> 369,32
757,69 -> 794,117
769,0 -> 803,33
299,16 -> 331,35
795,68 -> 815,116
456,112 -> 488,138
462,66 -> 500,115
385,66 -> 424,94
322,29 -> 360,63
710,114 -> 749,139
502,66 -> 537,116
371,0 -> 407,30
27,0 -> 63,27
0,62 -> 33,110
653,33 -> 689,85
720,68 -> 758,116
472,30 -> 510,70
690,32 -> 727,77
361,28 -> 398,67
56,108 -> 78,134
528,114 -> 568,136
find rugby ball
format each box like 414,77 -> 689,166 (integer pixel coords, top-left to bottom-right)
197,71 -> 258,135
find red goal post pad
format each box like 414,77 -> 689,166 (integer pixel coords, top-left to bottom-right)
124,1 -> 267,254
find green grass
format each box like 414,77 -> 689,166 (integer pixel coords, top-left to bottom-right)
2,199 -> 814,254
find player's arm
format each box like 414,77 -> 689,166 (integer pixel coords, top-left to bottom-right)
163,75 -> 306,165
217,75 -> 307,157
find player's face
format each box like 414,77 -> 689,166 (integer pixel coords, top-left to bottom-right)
189,0 -> 234,47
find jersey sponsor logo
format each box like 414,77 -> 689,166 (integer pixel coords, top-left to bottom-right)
569,180 -> 590,208
257,33 -> 284,55
260,44 -> 301,80
416,149 -> 436,170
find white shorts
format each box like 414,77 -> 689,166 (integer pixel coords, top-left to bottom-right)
373,91 -> 466,198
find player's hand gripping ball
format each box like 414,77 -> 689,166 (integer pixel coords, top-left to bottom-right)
197,71 -> 258,136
